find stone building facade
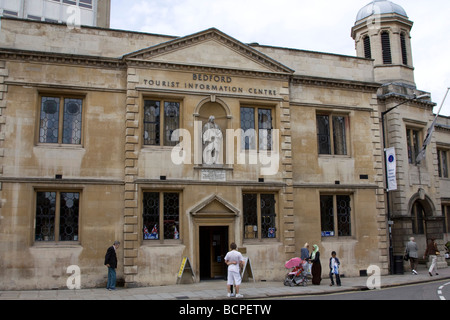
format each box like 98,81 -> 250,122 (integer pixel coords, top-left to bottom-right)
0,0 -> 448,290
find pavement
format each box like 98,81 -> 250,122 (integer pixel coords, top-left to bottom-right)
1,265 -> 449,300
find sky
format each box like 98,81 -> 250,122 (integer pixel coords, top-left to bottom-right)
110,0 -> 450,117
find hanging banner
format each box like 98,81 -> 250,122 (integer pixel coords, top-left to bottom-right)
385,147 -> 397,191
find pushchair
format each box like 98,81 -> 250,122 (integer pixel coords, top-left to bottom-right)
284,257 -> 308,287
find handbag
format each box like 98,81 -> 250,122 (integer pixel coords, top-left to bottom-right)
403,252 -> 409,261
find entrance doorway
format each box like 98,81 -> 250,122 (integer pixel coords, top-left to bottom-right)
199,226 -> 229,280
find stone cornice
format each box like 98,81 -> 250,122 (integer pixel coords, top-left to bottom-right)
0,48 -> 124,69
292,75 -> 380,92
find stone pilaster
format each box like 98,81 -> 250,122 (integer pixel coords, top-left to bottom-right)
0,61 -> 8,220
280,81 -> 295,255
371,94 -> 390,274
123,66 -> 139,287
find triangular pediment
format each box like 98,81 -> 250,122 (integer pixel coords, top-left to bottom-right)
190,194 -> 239,218
124,28 -> 293,74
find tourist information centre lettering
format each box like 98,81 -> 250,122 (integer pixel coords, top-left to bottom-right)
142,73 -> 279,97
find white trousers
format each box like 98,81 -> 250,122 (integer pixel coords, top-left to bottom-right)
429,255 -> 438,274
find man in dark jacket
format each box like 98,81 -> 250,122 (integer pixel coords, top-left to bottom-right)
105,241 -> 120,290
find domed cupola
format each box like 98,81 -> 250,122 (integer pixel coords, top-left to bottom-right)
351,0 -> 415,86
356,0 -> 408,22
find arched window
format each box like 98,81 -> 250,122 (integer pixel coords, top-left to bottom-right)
400,32 -> 408,65
381,31 -> 392,64
363,35 -> 372,59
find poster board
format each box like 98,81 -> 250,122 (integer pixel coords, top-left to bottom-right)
176,257 -> 196,284
241,256 -> 255,283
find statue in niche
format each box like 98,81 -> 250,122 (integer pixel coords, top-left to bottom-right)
202,116 -> 223,165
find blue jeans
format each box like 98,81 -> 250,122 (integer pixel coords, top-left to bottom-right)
107,267 -> 116,289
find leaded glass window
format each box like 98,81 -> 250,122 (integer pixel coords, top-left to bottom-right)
240,107 -> 256,150
320,195 -> 334,237
317,113 -> 348,155
243,193 -> 277,240
144,101 -> 160,146
320,194 -> 352,237
260,194 -> 276,238
35,191 -> 80,242
243,193 -> 257,239
163,193 -> 180,239
62,99 -> 83,144
39,96 -> 83,145
59,192 -> 80,241
143,192 -> 180,241
143,99 -> 180,146
240,106 -> 273,151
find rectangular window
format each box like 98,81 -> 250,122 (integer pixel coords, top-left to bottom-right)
240,106 -> 273,151
39,95 -> 83,145
243,193 -> 277,240
144,100 -> 180,147
443,205 -> 450,234
143,192 -> 180,241
35,191 -> 80,242
406,128 -> 421,165
320,194 -> 352,237
438,149 -> 449,178
317,113 -> 348,155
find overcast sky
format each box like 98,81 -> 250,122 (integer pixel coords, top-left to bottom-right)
110,0 -> 450,116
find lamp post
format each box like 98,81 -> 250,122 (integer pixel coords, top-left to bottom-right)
381,93 -> 430,275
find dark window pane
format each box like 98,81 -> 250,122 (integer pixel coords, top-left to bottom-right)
143,192 -> 159,240
59,192 -> 79,241
40,97 -> 60,143
144,100 -> 160,145
317,115 -> 331,154
243,193 -> 258,239
163,193 -> 180,239
320,195 -> 334,236
62,98 -> 82,144
241,107 -> 256,150
336,195 -> 351,236
261,194 -> 276,238
35,192 -> 56,241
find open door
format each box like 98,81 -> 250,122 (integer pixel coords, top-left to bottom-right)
199,226 -> 229,280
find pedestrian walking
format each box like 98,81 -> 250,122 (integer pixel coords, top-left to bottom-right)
104,241 -> 120,290
224,243 -> 244,298
405,237 -> 419,275
424,238 -> 440,277
329,251 -> 341,286
310,244 -> 322,285
301,243 -> 311,275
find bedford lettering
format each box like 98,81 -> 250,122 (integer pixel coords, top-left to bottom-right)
193,73 -> 232,83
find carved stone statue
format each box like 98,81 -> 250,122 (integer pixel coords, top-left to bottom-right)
202,116 -> 223,165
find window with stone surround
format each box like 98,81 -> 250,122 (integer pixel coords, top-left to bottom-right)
143,99 -> 180,147
240,106 -> 274,151
437,149 -> 449,178
320,194 -> 352,237
142,192 -> 180,241
316,113 -> 349,156
443,204 -> 450,234
406,127 -> 422,165
243,193 -> 277,240
38,95 -> 83,145
35,191 -> 80,242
